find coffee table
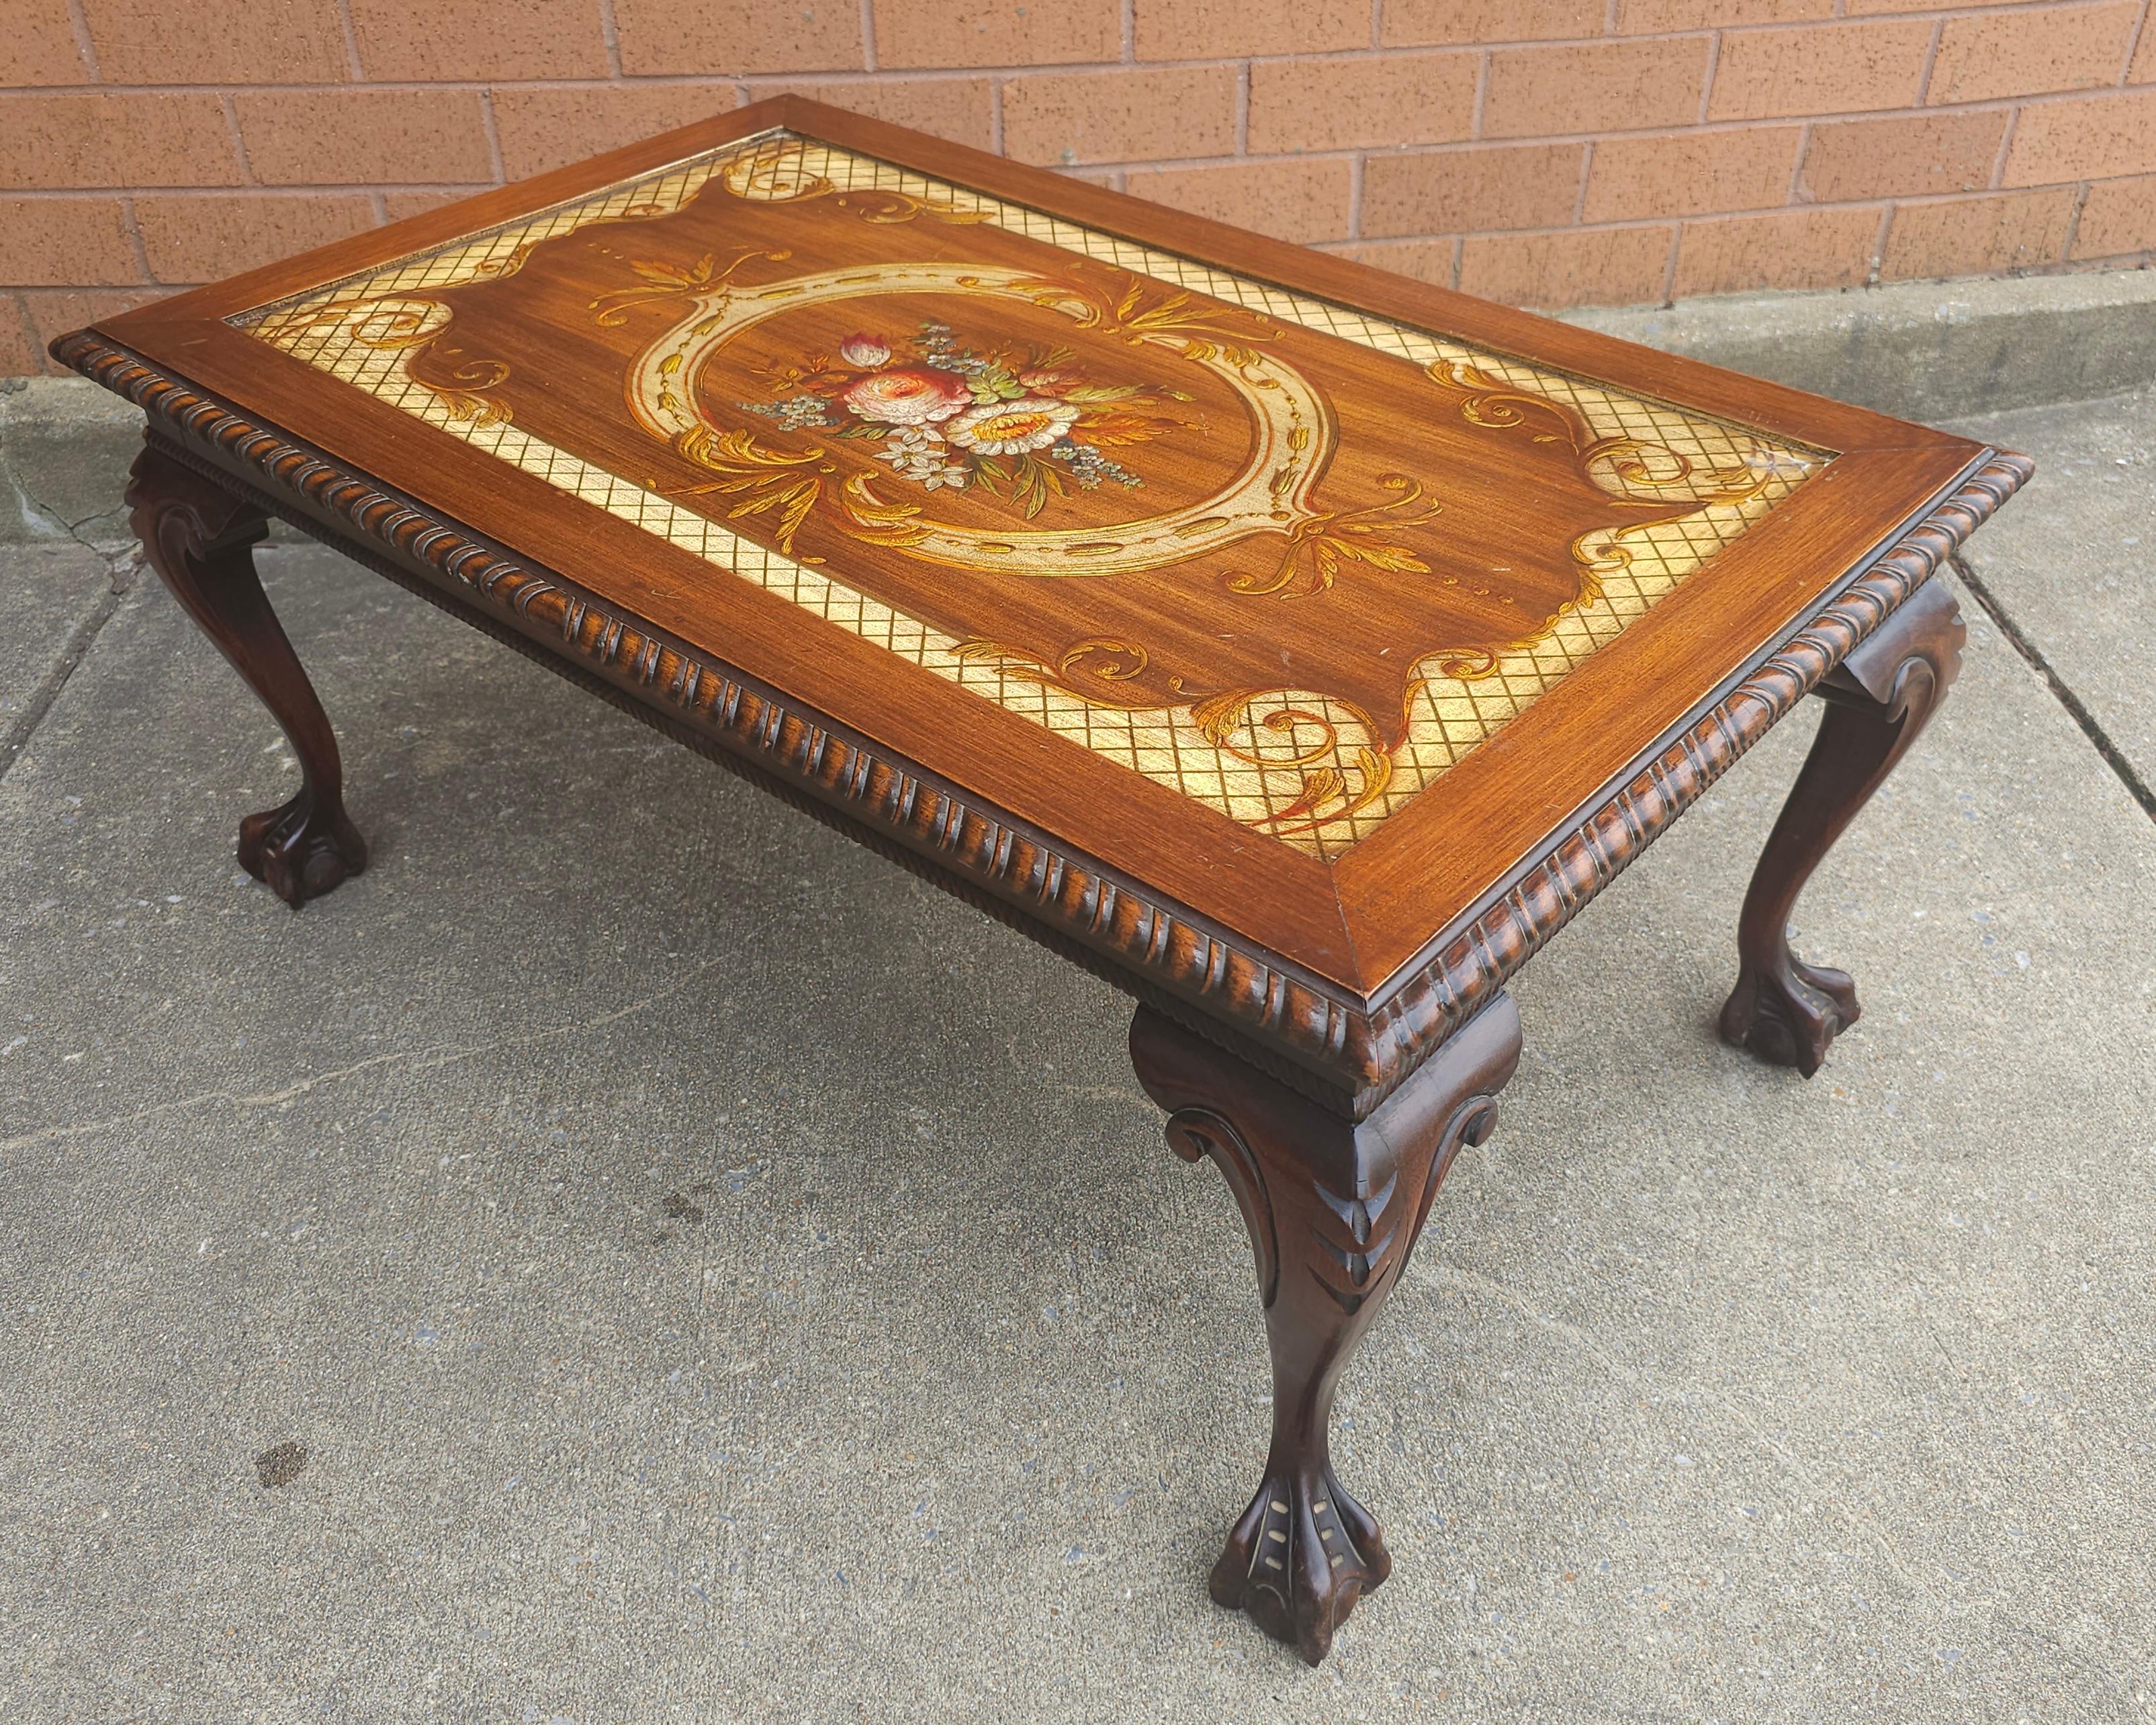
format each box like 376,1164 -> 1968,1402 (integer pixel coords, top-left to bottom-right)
53,97 -> 2028,1665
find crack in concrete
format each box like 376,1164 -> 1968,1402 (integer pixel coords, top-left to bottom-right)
1419,1255 -> 2155,1695
1417,1257 -> 1928,1593
7,458 -> 136,560
1952,553 -> 2156,826
0,403 -> 144,786
0,957 -> 728,1155
0,580 -> 130,789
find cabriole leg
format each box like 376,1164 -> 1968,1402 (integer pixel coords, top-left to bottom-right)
1130,996 -> 1523,1665
126,439 -> 367,907
1720,577 -> 1965,1075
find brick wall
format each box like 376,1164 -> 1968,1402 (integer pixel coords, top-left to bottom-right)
5,0 -> 2154,374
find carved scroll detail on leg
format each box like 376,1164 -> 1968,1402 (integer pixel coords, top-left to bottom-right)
1132,998 -> 1523,1665
1721,577 -> 1965,1075
126,439 -> 367,907
1165,1108 -> 1279,1308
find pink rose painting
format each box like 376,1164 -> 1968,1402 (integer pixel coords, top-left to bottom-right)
739,318 -> 1197,517
838,365 -> 971,427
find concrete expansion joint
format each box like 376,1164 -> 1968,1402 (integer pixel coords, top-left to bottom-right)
0,578 -> 130,791
1950,551 -> 2156,828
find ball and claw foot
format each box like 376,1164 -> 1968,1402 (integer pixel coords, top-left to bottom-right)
1719,953 -> 1860,1077
126,438 -> 370,912
238,789 -> 369,908
1130,996 -> 1525,1666
1211,1464 -> 1392,1667
1719,576 -> 1965,1079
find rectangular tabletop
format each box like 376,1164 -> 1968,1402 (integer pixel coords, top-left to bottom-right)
76,96 -> 2007,1094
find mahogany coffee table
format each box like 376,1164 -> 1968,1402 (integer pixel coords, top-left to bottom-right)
55,98 -> 2028,1665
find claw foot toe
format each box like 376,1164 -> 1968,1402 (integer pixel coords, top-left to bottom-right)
238,791 -> 368,908
1210,1466 -> 1390,1665
1719,956 -> 1860,1077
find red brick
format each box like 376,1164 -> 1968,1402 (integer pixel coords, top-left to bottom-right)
1484,39 -> 1712,139
2133,16 -> 2155,81
1881,187 -> 2077,278
0,197 -> 137,286
1249,52 -> 1478,152
1799,111 -> 2009,203
1384,0 -> 1601,46
1005,66 -> 1239,165
1361,142 -> 1585,236
491,87 -> 733,181
349,0 -> 609,79
0,95 -> 243,191
615,0 -> 864,75
1707,19 -> 1933,122
1617,0 -> 1831,29
1134,0 -> 1366,58
1124,157 -> 1354,243
132,193 -> 376,284
0,2 -> 91,85
83,0 -> 349,83
19,285 -> 167,355
1457,224 -> 1674,307
1582,126 -> 1801,222
1928,1 -> 2139,105
879,0 -> 1118,69
2005,89 -> 2156,185
1,292 -> 42,374
742,79 -> 998,152
236,91 -> 497,187
1671,204 -> 1880,295
1844,0 -> 2001,11
2073,172 -> 2156,257
1324,238 -> 1459,286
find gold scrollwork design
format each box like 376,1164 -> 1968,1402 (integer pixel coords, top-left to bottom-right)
667,430 -> 977,557
950,635 -> 1153,695
1429,358 -> 1772,505
1224,474 -> 1443,599
720,141 -> 992,226
433,359 -> 514,429
264,294 -> 447,351
261,296 -> 517,427
668,424 -> 832,556
623,261 -> 1333,576
588,246 -> 793,328
1189,690 -> 1396,835
1000,271 -> 1279,367
941,653 -> 1392,836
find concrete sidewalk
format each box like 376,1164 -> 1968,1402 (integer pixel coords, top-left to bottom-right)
2,391 -> 2152,1722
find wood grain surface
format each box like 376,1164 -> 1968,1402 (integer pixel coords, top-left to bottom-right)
59,95 -> 2031,1111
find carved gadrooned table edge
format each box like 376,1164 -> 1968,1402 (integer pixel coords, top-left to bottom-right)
52,328 -> 2032,1116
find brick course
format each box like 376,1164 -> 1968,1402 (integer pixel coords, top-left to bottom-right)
3,0 -> 2151,373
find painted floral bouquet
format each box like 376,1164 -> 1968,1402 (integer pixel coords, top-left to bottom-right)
739,321 -> 1198,518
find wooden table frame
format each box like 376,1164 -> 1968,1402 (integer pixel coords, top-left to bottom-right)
54,96 -> 2028,1666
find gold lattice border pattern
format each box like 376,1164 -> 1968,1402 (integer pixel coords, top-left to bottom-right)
232,130 -> 1825,860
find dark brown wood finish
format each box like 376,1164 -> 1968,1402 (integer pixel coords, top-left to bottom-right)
124,440 -> 367,905
51,97 -> 2035,1668
1719,576 -> 1967,1073
1132,993 -> 1523,1665
66,333 -> 2030,1120
79,97 -> 2018,1006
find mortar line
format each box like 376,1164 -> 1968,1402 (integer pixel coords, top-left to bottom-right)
61,0 -> 98,79
332,0 -> 364,79
1950,551 -> 2156,824
596,0 -> 625,79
